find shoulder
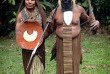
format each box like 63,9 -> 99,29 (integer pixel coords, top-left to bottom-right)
17,12 -> 21,19
74,4 -> 85,12
49,9 -> 56,18
16,12 -> 22,24
51,9 -> 56,15
17,12 -> 21,21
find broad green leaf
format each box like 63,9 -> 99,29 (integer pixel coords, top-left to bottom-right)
9,18 -> 15,24
12,0 -> 15,5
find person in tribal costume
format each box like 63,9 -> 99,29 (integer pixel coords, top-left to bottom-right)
47,0 -> 100,74
16,0 -> 46,74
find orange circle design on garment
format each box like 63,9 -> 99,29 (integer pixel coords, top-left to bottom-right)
16,21 -> 43,50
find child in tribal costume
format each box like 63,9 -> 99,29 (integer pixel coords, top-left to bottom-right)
16,0 -> 46,74
47,0 -> 100,74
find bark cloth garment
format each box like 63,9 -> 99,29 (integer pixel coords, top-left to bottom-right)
50,22 -> 82,74
49,22 -> 82,74
22,42 -> 45,74
56,33 -> 81,74
21,7 -> 45,74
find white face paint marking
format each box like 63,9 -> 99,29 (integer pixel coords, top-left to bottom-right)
23,30 -> 38,42
64,11 -> 73,25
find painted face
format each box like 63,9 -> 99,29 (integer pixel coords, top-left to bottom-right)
61,0 -> 73,12
25,0 -> 35,9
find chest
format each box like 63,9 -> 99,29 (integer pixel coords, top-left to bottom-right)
54,10 -> 81,25
21,7 -> 42,25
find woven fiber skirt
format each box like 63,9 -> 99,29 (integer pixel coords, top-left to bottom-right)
22,43 -> 45,74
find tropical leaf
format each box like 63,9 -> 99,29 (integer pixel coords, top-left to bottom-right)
8,0 -> 12,4
2,0 -> 6,3
12,0 -> 15,5
40,1 -> 54,10
81,0 -> 88,7
3,0 -> 15,5
12,11 -> 16,16
9,18 -> 15,24
40,3 -> 46,10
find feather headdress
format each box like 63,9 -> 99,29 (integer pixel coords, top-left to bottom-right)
58,0 -> 76,6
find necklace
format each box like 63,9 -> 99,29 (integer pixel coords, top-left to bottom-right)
24,7 -> 37,19
21,7 -> 42,26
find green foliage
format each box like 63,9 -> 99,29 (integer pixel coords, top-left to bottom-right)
77,0 -> 110,25
1,0 -> 110,36
8,31 -> 16,39
78,0 -> 88,8
0,0 -> 18,36
9,11 -> 16,24
0,37 -> 24,74
3,0 -> 15,5
7,11 -> 16,24
40,1 -> 55,10
93,0 -> 110,25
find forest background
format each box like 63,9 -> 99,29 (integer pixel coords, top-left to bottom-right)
0,0 -> 110,36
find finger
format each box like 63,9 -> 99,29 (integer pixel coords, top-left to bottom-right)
90,26 -> 94,31
47,19 -> 52,23
92,25 -> 99,30
90,22 -> 96,26
94,26 -> 98,30
90,24 -> 96,30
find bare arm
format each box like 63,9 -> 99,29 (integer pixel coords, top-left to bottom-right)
16,12 -> 21,32
80,6 -> 100,30
44,9 -> 57,39
80,6 -> 89,22
46,9 -> 56,34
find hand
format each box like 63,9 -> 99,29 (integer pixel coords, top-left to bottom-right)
90,20 -> 100,31
47,16 -> 53,23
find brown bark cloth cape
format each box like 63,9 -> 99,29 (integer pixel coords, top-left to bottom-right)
48,0 -> 82,74
16,0 -> 47,74
56,34 -> 81,74
49,25 -> 82,74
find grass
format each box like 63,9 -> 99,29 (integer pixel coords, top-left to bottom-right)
80,33 -> 110,74
0,32 -> 110,74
